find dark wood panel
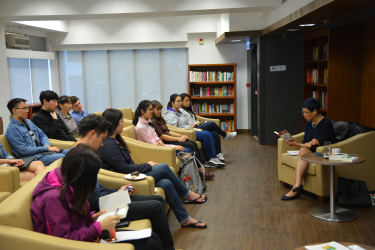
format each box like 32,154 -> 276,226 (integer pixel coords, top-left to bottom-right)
328,28 -> 363,122
361,23 -> 375,127
0,117 -> 3,135
167,134 -> 375,249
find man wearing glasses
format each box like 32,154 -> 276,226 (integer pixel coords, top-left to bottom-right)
5,98 -> 67,166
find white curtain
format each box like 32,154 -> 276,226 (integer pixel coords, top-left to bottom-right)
57,48 -> 188,113
7,58 -> 51,104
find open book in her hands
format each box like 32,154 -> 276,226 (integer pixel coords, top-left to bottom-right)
274,130 -> 294,141
97,190 -> 131,222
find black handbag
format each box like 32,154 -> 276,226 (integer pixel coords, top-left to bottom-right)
336,177 -> 372,206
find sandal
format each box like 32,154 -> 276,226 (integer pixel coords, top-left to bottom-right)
181,221 -> 207,229
183,195 -> 208,204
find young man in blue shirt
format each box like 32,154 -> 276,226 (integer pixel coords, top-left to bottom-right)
5,98 -> 67,166
70,96 -> 89,125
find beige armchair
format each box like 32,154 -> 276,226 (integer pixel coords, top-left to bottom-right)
0,166 -> 20,203
121,126 -> 180,174
278,131 -> 375,201
0,158 -> 153,250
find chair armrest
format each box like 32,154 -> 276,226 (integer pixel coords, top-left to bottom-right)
0,225 -> 134,250
196,115 -> 220,127
0,166 -> 20,193
123,137 -> 178,170
98,172 -> 154,196
166,125 -> 196,141
48,139 -> 75,150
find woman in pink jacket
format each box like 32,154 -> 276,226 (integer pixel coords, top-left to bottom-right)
31,144 -> 164,249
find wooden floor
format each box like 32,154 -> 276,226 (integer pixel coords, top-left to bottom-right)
167,134 -> 375,250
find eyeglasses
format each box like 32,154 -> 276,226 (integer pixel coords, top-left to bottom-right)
175,101 -> 182,103
301,111 -> 311,115
16,107 -> 29,111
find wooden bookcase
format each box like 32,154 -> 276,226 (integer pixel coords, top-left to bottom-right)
302,28 -> 362,128
27,102 -> 42,120
188,64 -> 236,132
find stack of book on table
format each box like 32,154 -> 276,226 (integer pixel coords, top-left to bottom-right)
328,154 -> 359,162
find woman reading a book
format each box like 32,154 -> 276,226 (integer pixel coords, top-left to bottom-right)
98,108 -> 208,229
164,94 -> 225,168
281,98 -> 336,200
180,93 -> 237,162
31,144 -> 164,249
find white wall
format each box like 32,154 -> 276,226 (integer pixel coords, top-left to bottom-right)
0,21 -> 12,130
188,33 -> 248,129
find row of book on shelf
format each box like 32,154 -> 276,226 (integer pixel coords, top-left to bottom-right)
307,68 -> 328,84
220,120 -> 235,132
312,91 -> 328,109
193,103 -> 234,114
311,44 -> 328,60
189,71 -> 234,82
191,86 -> 234,97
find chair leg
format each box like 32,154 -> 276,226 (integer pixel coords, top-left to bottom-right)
280,181 -> 289,188
317,195 -> 329,203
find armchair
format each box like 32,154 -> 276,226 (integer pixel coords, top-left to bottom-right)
278,131 -> 375,201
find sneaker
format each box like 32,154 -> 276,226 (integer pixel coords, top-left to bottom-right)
209,158 -> 226,168
217,153 -> 225,162
223,132 -> 237,141
204,161 -> 215,168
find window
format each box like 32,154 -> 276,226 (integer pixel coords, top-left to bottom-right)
7,58 -> 52,103
57,48 -> 188,113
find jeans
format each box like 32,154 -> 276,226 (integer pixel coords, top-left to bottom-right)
145,163 -> 191,224
176,147 -> 191,156
163,139 -> 203,165
198,121 -> 225,154
32,150 -> 68,166
127,195 -> 174,250
196,130 -> 216,160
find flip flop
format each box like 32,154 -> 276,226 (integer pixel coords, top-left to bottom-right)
183,195 -> 208,204
181,221 -> 207,229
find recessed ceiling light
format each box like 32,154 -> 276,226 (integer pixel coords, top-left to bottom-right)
231,40 -> 241,42
299,24 -> 315,27
287,29 -> 300,31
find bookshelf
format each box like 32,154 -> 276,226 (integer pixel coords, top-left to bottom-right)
27,102 -> 42,120
188,64 -> 236,132
302,28 -> 363,128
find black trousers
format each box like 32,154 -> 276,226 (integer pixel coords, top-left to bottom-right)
120,195 -> 174,250
163,139 -> 203,165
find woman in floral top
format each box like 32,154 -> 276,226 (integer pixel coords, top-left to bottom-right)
56,95 -> 78,137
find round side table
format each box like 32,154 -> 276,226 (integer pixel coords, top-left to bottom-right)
301,153 -> 365,222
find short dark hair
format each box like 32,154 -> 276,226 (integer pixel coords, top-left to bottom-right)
102,108 -> 127,149
57,95 -> 71,110
70,96 -> 79,105
302,98 -> 321,113
39,90 -> 59,104
60,144 -> 101,216
78,114 -> 111,138
7,98 -> 27,115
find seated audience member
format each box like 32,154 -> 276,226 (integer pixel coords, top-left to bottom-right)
99,108 -> 208,229
281,98 -> 337,200
56,95 -> 78,137
6,98 -> 67,166
32,90 -> 76,142
31,144 -> 165,249
151,100 -> 212,178
70,96 -> 89,125
180,93 -> 237,162
0,142 -> 45,181
164,94 -> 225,168
74,114 -> 175,250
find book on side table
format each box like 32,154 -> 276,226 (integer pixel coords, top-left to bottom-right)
328,154 -> 359,162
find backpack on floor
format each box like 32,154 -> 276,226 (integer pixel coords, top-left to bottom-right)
177,152 -> 206,195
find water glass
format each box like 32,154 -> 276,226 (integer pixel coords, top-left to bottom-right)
323,141 -> 331,158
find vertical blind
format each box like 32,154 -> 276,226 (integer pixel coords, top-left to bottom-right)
58,48 -> 188,113
7,58 -> 51,103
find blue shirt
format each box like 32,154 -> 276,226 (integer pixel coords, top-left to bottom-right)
71,110 -> 89,125
0,142 -> 14,160
5,117 -> 50,158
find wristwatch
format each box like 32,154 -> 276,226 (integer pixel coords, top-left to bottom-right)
301,143 -> 304,148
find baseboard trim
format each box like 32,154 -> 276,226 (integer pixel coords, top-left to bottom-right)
237,129 -> 250,134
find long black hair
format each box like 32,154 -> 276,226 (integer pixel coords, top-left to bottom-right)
167,93 -> 180,109
151,100 -> 167,125
180,93 -> 196,119
60,144 -> 101,217
133,100 -> 153,126
102,108 -> 127,148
